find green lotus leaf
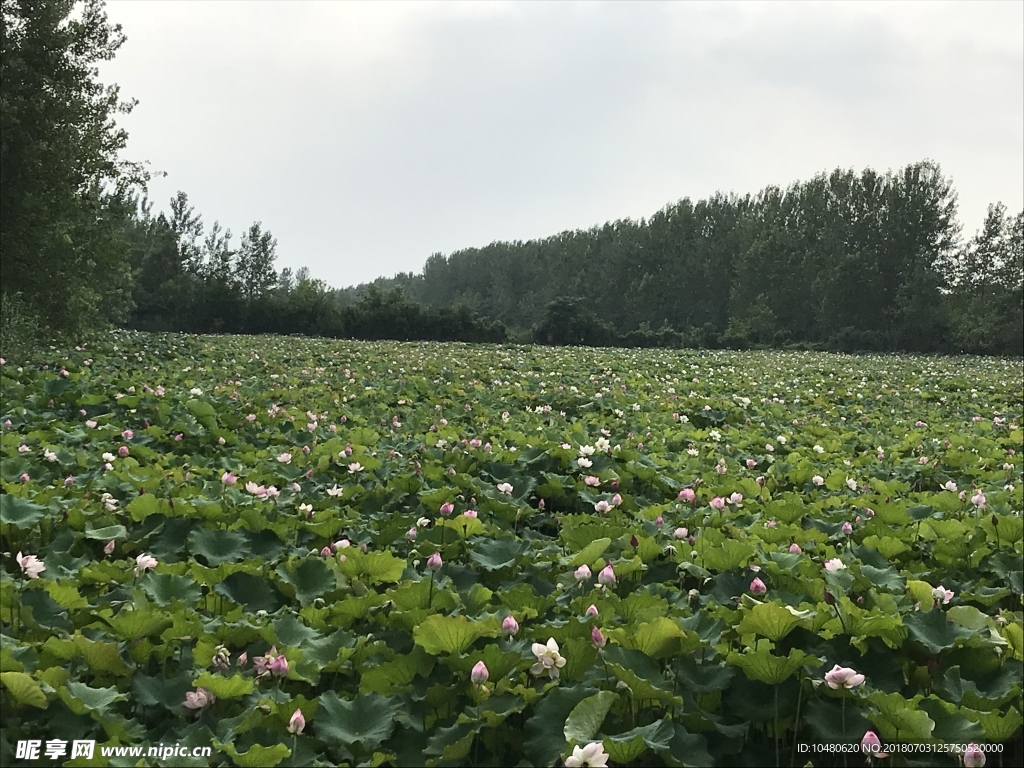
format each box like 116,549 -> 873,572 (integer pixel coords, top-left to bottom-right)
191,672 -> 254,700
188,527 -> 251,566
603,719 -> 673,764
337,549 -> 406,585
0,671 -> 47,708
0,495 -> 46,528
905,609 -> 974,654
564,690 -> 617,744
726,640 -> 814,685
524,684 -> 598,766
139,572 -> 203,606
214,741 -> 291,768
275,557 -> 336,607
59,681 -> 126,716
468,535 -> 525,571
103,608 -> 173,641
413,613 -> 499,655
314,691 -> 401,751
736,601 -> 814,642
865,690 -> 935,741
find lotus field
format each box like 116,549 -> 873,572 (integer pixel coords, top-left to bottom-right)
1,332 -> 1022,767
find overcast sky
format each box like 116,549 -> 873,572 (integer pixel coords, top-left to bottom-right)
102,0 -> 1024,289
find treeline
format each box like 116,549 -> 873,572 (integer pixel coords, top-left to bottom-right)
121,193 -> 506,343
2,1 -> 1021,357
373,162 -> 1023,355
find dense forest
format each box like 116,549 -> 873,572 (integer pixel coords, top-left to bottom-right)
2,0 -> 1022,357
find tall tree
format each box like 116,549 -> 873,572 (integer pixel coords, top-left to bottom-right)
1,0 -> 145,333
236,221 -> 278,301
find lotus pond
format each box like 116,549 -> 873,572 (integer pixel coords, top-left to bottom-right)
1,332 -> 1022,767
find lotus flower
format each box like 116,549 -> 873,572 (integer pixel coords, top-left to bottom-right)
183,687 -> 215,709
789,543 -> 802,554
439,502 -> 454,516
597,564 -> 615,585
471,661 -> 489,685
574,564 -> 592,581
590,626 -> 606,649
530,638 -> 566,679
963,743 -> 986,767
678,488 -> 696,503
824,664 -> 865,689
134,553 -> 157,577
860,730 -> 887,758
565,742 -> 609,768
16,552 -> 45,579
427,552 -> 442,570
287,708 -> 305,735
824,558 -> 846,572
931,585 -> 954,605
585,604 -> 599,617
749,577 -> 767,595
709,496 -> 726,510
502,615 -> 519,635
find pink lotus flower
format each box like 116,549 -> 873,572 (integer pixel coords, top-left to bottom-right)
104,540 -> 115,556
842,521 -> 853,535
221,472 -> 237,485
134,553 -> 157,577
789,543 -> 802,554
575,564 -> 592,581
590,625 -> 606,649
611,493 -> 622,507
598,564 -> 616,585
728,492 -> 743,506
673,527 -> 689,540
586,604 -> 599,617
860,730 -> 887,758
276,452 -> 292,463
463,509 -> 478,518
824,664 -> 865,689
122,429 -> 134,440
427,552 -> 443,570
64,475 -> 74,487
17,552 -> 45,579
594,500 -> 611,514
85,420 -> 97,428
746,459 -> 757,468
406,526 -> 418,540
963,743 -> 986,767
756,475 -> 765,486
439,502 -> 454,516
471,661 -> 489,685
583,476 -> 600,487
709,497 -> 726,510
19,473 -> 29,483
118,446 -> 130,457
183,687 -> 215,710
766,519 -> 777,528
749,577 -> 767,595
678,488 -> 695,503
931,585 -> 954,605
971,491 -> 986,508
267,653 -> 289,677
288,708 -> 305,735
502,615 -> 519,635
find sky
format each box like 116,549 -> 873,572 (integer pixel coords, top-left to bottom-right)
101,0 -> 1024,289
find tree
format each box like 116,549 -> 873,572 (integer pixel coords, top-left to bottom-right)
237,221 -> 278,301
1,0 -> 145,334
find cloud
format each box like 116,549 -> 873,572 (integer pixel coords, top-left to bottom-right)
103,0 -> 1023,287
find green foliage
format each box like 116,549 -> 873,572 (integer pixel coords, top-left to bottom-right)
0,333 -> 1021,766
